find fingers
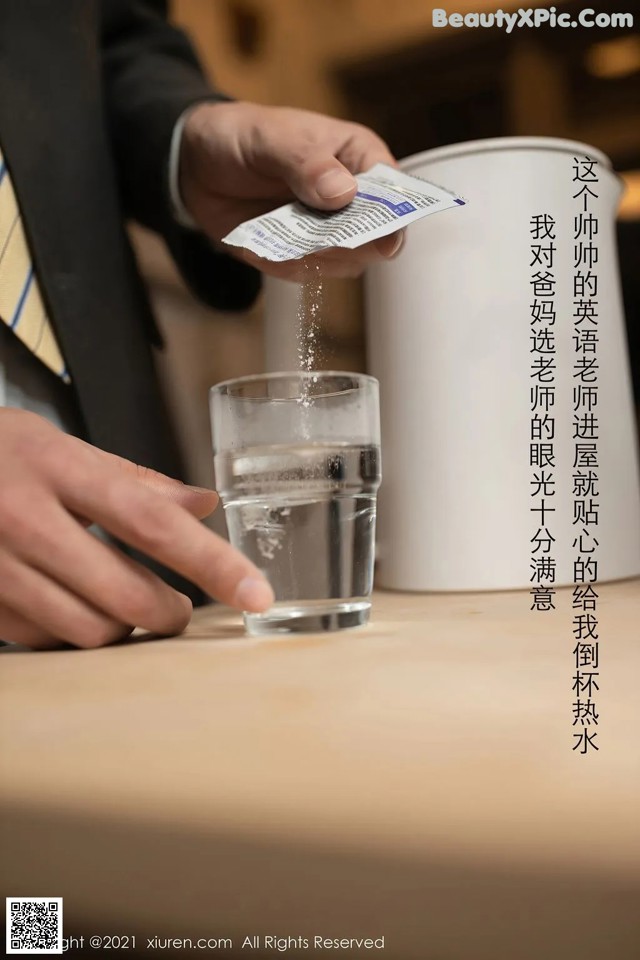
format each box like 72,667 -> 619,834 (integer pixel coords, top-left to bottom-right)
34,431 -> 273,615
279,129 -> 397,210
312,163 -> 358,208
260,147 -> 358,211
250,116 -> 395,212
0,411 -> 251,650
371,231 -> 405,258
60,474 -> 275,613
7,501 -> 194,637
0,548 -> 132,650
81,442 -> 220,519
0,604 -> 59,650
336,128 -> 398,175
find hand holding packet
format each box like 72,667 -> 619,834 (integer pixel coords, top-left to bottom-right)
221,163 -> 466,262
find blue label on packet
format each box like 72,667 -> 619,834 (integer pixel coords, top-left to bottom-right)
356,191 -> 417,216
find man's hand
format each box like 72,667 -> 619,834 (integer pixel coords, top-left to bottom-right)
0,409 -> 274,650
179,102 -> 404,281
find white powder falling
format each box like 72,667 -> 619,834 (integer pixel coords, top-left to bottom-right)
296,259 -> 323,377
296,260 -> 324,419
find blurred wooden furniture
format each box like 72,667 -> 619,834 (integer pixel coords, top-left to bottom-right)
1,581 -> 639,959
167,0 -> 640,415
172,0 -> 640,174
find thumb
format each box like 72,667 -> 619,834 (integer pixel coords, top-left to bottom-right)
281,151 -> 358,211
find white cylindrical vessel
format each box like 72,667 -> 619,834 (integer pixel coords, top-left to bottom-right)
366,137 -> 640,591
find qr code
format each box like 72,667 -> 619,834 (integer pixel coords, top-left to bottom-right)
6,898 -> 63,954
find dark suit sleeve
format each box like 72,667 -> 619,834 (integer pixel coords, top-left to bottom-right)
101,0 -> 260,312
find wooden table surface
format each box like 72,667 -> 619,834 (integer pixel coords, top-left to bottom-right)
1,582 -> 639,960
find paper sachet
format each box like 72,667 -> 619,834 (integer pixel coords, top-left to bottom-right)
221,163 -> 466,262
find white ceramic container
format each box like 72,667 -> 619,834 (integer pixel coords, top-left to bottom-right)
366,137 -> 640,590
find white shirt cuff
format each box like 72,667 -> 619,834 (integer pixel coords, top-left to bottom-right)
169,108 -> 199,230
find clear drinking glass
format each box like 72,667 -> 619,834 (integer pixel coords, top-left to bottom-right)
210,372 -> 381,636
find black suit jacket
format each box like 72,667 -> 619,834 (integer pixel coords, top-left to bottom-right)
0,0 -> 261,477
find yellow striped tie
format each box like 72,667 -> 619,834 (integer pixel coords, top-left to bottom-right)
0,147 -> 68,380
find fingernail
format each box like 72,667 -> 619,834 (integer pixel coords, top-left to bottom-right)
177,593 -> 194,617
187,484 -> 217,495
234,577 -> 275,613
376,232 -> 405,257
316,169 -> 357,200
389,232 -> 405,256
